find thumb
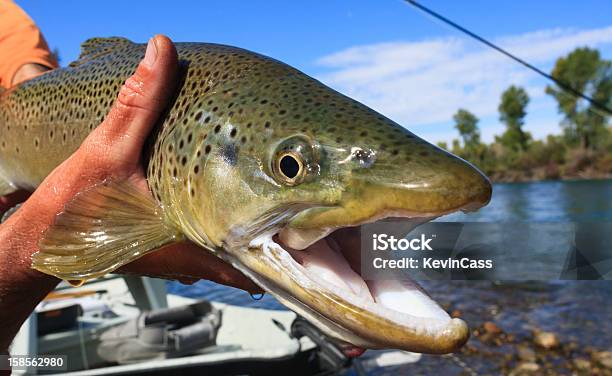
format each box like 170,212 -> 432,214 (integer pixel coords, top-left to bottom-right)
88,35 -> 178,159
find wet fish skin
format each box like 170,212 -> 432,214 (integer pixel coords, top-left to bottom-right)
0,37 -> 489,243
0,37 -> 491,353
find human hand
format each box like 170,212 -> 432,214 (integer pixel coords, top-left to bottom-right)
0,35 -> 259,292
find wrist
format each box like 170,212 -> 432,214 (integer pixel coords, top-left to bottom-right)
0,212 -> 59,351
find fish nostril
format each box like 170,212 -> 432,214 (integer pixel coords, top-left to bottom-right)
352,148 -> 376,168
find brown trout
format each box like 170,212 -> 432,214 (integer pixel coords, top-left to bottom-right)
0,37 -> 491,353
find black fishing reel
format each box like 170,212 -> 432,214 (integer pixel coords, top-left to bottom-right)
289,316 -> 361,376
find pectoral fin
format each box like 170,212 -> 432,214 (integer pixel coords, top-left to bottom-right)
32,180 -> 183,283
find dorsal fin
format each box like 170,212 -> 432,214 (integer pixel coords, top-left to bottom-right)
69,37 -> 134,67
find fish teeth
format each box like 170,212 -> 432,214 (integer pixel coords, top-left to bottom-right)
278,226 -> 332,250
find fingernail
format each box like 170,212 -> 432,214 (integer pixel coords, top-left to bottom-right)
142,37 -> 158,68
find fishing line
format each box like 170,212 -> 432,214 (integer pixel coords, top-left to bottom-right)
405,0 -> 612,117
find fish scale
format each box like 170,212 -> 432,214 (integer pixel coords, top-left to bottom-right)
2,38 -> 440,220
0,37 -> 492,354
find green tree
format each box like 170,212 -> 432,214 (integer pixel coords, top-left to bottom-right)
436,141 -> 448,150
451,109 -> 494,172
545,47 -> 612,150
497,85 -> 531,152
453,109 -> 480,149
451,139 -> 461,155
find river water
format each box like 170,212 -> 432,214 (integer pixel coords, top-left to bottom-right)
168,179 -> 612,375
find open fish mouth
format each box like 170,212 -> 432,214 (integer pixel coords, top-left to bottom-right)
226,206 -> 478,355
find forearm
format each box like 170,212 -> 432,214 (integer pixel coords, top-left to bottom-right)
0,212 -> 59,352
11,63 -> 52,87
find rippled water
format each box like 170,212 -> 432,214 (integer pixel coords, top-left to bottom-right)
168,179 -> 612,375
445,179 -> 612,222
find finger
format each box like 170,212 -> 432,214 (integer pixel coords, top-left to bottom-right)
86,35 -> 178,160
119,241 -> 263,294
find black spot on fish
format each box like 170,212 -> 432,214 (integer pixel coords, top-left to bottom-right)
219,144 -> 238,166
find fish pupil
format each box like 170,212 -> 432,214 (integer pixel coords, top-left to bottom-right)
280,155 -> 300,179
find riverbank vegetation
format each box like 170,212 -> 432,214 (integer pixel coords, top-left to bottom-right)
437,47 -> 612,183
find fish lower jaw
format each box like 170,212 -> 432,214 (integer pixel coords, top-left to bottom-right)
235,221 -> 469,354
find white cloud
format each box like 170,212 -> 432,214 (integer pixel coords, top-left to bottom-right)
314,26 -> 612,143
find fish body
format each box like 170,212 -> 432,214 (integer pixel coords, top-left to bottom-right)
0,38 -> 491,353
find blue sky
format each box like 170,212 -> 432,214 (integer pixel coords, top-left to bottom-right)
18,1 -> 612,144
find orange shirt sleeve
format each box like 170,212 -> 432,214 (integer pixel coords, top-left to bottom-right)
0,0 -> 58,88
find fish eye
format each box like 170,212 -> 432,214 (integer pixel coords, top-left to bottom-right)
270,134 -> 318,186
275,152 -> 305,185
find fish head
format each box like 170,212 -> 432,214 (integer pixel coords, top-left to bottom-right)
182,52 -> 491,354
277,122 -> 492,245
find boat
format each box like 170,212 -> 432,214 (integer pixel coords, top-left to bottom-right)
10,275 -> 359,375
